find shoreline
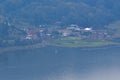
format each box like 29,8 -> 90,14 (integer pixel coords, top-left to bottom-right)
0,43 -> 45,54
0,42 -> 120,54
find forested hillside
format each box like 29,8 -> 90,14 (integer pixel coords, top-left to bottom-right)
0,0 -> 120,28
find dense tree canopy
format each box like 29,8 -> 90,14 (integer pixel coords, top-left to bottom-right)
0,0 -> 120,28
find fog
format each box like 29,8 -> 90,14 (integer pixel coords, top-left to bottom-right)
44,67 -> 120,80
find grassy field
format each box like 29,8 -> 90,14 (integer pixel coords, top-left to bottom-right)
47,37 -> 117,48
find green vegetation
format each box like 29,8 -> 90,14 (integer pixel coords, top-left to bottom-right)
47,37 -> 117,48
1,0 -> 120,52
0,0 -> 120,28
107,21 -> 120,38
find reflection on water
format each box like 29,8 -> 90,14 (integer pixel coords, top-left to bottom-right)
0,46 -> 120,80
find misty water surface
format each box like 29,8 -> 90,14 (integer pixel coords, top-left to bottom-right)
0,46 -> 120,80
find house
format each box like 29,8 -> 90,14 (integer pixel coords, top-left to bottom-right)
25,34 -> 32,40
84,27 -> 92,31
58,30 -> 72,37
70,24 -> 79,27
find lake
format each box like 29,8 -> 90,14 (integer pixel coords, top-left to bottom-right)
0,46 -> 120,80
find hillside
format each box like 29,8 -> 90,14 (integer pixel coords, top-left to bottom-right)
0,0 -> 120,28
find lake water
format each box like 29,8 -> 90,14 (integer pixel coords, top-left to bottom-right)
0,46 -> 120,80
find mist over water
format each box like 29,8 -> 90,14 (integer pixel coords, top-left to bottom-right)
0,46 -> 120,80
44,67 -> 120,80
